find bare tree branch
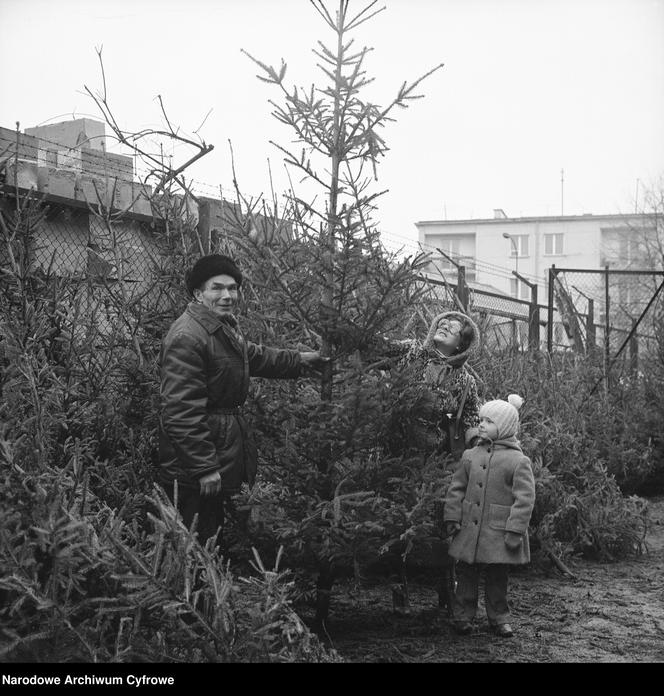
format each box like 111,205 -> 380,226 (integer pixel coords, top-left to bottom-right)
84,48 -> 214,205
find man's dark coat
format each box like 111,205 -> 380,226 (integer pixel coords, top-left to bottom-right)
159,302 -> 301,492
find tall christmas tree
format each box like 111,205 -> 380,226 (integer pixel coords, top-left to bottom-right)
228,0 -> 446,629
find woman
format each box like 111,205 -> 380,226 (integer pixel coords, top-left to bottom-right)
383,310 -> 482,613
396,310 -> 481,457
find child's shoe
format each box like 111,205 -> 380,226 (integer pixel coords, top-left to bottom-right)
492,623 -> 514,638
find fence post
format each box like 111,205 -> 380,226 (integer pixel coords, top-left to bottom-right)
529,283 -> 539,351
511,318 -> 519,349
630,319 -> 638,375
547,265 -> 556,353
511,270 -> 538,352
586,298 -> 596,350
197,199 -> 212,254
457,265 -> 469,312
604,265 -> 610,391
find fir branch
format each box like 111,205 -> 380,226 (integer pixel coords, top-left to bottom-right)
310,0 -> 337,31
346,1 -> 386,32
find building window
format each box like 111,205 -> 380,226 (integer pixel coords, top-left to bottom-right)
544,233 -> 564,255
600,227 -> 655,269
437,236 -> 460,257
508,234 -> 529,257
510,278 -> 530,300
619,238 -> 639,264
434,237 -> 462,269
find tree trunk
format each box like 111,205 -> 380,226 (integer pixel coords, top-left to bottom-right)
313,560 -> 335,633
319,4 -> 345,407
317,3 -> 345,477
392,560 -> 411,614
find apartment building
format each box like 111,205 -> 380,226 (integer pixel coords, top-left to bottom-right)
416,209 -> 659,301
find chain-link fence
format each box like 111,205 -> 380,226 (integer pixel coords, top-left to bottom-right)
548,267 -> 664,371
0,180 -> 206,355
416,260 -> 664,371
420,272 -> 557,353
3,153 -> 662,374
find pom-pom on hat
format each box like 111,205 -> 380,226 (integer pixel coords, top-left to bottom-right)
186,254 -> 243,296
479,393 -> 524,439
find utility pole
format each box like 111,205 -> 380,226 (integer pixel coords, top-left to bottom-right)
635,178 -> 640,213
503,232 -> 519,294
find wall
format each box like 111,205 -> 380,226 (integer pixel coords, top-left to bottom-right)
1,123 -> 151,216
25,119 -> 107,152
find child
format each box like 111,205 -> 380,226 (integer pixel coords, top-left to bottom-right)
443,394 -> 535,637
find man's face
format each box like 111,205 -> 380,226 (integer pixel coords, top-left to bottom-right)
194,274 -> 239,316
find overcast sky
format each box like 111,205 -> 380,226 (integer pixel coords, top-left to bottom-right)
1,0 -> 663,253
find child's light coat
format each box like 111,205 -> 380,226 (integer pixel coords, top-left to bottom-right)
443,437 -> 536,565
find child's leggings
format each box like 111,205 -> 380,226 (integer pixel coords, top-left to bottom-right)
451,562 -> 510,625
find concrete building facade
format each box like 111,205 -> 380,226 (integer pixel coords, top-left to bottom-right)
416,210 -> 659,301
1,119 -> 145,214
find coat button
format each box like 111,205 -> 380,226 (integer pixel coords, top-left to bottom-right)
474,521 -> 478,525
479,483 -> 483,487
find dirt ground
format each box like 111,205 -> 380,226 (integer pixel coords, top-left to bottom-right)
315,496 -> 664,663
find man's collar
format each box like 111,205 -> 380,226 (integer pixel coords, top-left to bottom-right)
186,301 -> 239,334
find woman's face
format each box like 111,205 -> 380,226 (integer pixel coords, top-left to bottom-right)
433,318 -> 463,355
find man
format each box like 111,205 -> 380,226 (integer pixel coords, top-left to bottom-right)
158,253 -> 325,545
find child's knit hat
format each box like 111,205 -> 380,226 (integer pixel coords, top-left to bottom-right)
479,394 -> 524,439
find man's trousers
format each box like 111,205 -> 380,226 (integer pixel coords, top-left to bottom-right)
163,482 -> 225,548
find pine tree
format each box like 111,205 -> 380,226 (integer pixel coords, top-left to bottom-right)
227,0 -> 445,629
242,0 -> 442,398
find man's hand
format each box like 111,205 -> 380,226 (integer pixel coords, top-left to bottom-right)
504,531 -> 523,551
199,471 -> 222,497
300,351 -> 331,371
444,521 -> 461,538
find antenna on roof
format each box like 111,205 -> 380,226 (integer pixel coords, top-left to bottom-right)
560,168 -> 564,216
